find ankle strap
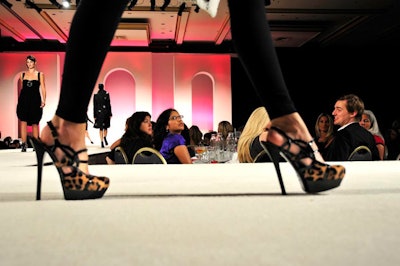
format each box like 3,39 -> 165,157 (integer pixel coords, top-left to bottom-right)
308,139 -> 319,153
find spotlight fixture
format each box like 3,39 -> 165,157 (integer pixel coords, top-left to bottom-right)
177,2 -> 186,16
127,0 -> 137,10
49,0 -> 71,8
160,0 -> 170,11
194,4 -> 200,13
49,0 -> 62,8
62,0 -> 70,8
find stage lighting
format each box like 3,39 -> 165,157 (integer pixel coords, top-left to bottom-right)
62,0 -> 70,8
178,3 -> 186,16
128,0 -> 137,10
160,0 -> 170,11
49,0 -> 62,8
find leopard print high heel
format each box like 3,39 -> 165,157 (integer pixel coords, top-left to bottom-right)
261,127 -> 345,194
30,121 -> 110,200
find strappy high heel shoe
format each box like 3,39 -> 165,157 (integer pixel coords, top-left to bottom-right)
261,127 -> 345,195
30,121 -> 110,200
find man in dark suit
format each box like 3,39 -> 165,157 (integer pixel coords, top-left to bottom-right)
325,94 -> 379,161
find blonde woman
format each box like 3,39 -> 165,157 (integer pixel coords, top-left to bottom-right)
237,107 -> 270,163
314,113 -> 335,158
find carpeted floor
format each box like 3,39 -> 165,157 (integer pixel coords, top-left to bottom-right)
1,147 -> 400,265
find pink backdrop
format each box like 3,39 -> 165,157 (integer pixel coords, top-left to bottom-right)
0,52 -> 232,145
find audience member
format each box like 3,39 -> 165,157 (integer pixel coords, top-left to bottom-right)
106,112 -> 153,164
325,94 -> 379,161
203,131 -> 217,146
385,119 -> 400,160
181,123 -> 195,157
217,120 -> 234,141
0,136 -> 22,149
189,125 -> 204,146
188,125 -> 204,157
359,110 -> 386,160
237,107 -> 270,163
153,108 -> 192,164
0,139 -> 7,149
108,117 -> 130,152
314,113 -> 335,158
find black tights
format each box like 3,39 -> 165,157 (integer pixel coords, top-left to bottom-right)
56,0 -> 129,123
227,0 -> 296,119
56,0 -> 296,123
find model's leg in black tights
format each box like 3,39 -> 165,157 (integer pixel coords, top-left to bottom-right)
40,0 -> 129,179
227,0 -> 296,119
226,0 -> 346,189
56,0 -> 129,123
227,0 -> 328,164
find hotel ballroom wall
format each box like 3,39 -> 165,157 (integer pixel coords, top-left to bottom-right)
0,52 -> 231,143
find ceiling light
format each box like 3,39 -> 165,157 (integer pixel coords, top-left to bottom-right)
62,0 -> 70,8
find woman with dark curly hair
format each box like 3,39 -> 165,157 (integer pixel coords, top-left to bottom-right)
106,111 -> 153,164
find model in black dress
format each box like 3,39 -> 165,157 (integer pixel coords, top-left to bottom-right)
16,55 -> 46,152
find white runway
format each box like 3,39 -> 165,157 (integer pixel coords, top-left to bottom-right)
1,147 -> 400,265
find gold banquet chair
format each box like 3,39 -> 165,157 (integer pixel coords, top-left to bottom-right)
348,145 -> 372,161
114,146 -> 129,164
132,147 -> 167,164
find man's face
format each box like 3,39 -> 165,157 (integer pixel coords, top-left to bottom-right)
332,100 -> 356,127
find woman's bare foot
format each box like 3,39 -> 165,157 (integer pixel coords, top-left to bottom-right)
40,115 -> 90,174
267,112 -> 325,163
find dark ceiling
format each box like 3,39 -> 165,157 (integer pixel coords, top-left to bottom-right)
1,0 -> 400,53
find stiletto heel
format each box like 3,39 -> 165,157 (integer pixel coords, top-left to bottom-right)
30,121 -> 110,200
261,127 -> 345,194
31,138 -> 45,200
260,142 -> 286,195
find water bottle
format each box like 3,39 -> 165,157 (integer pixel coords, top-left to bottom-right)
216,132 -> 225,162
226,132 -> 236,161
208,133 -> 217,162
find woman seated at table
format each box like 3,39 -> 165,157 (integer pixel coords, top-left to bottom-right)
153,108 -> 192,164
237,107 -> 271,163
106,111 -> 153,164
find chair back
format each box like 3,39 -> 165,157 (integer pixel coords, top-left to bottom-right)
253,150 -> 268,163
114,146 -> 129,164
348,145 -> 372,161
133,147 -> 167,164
